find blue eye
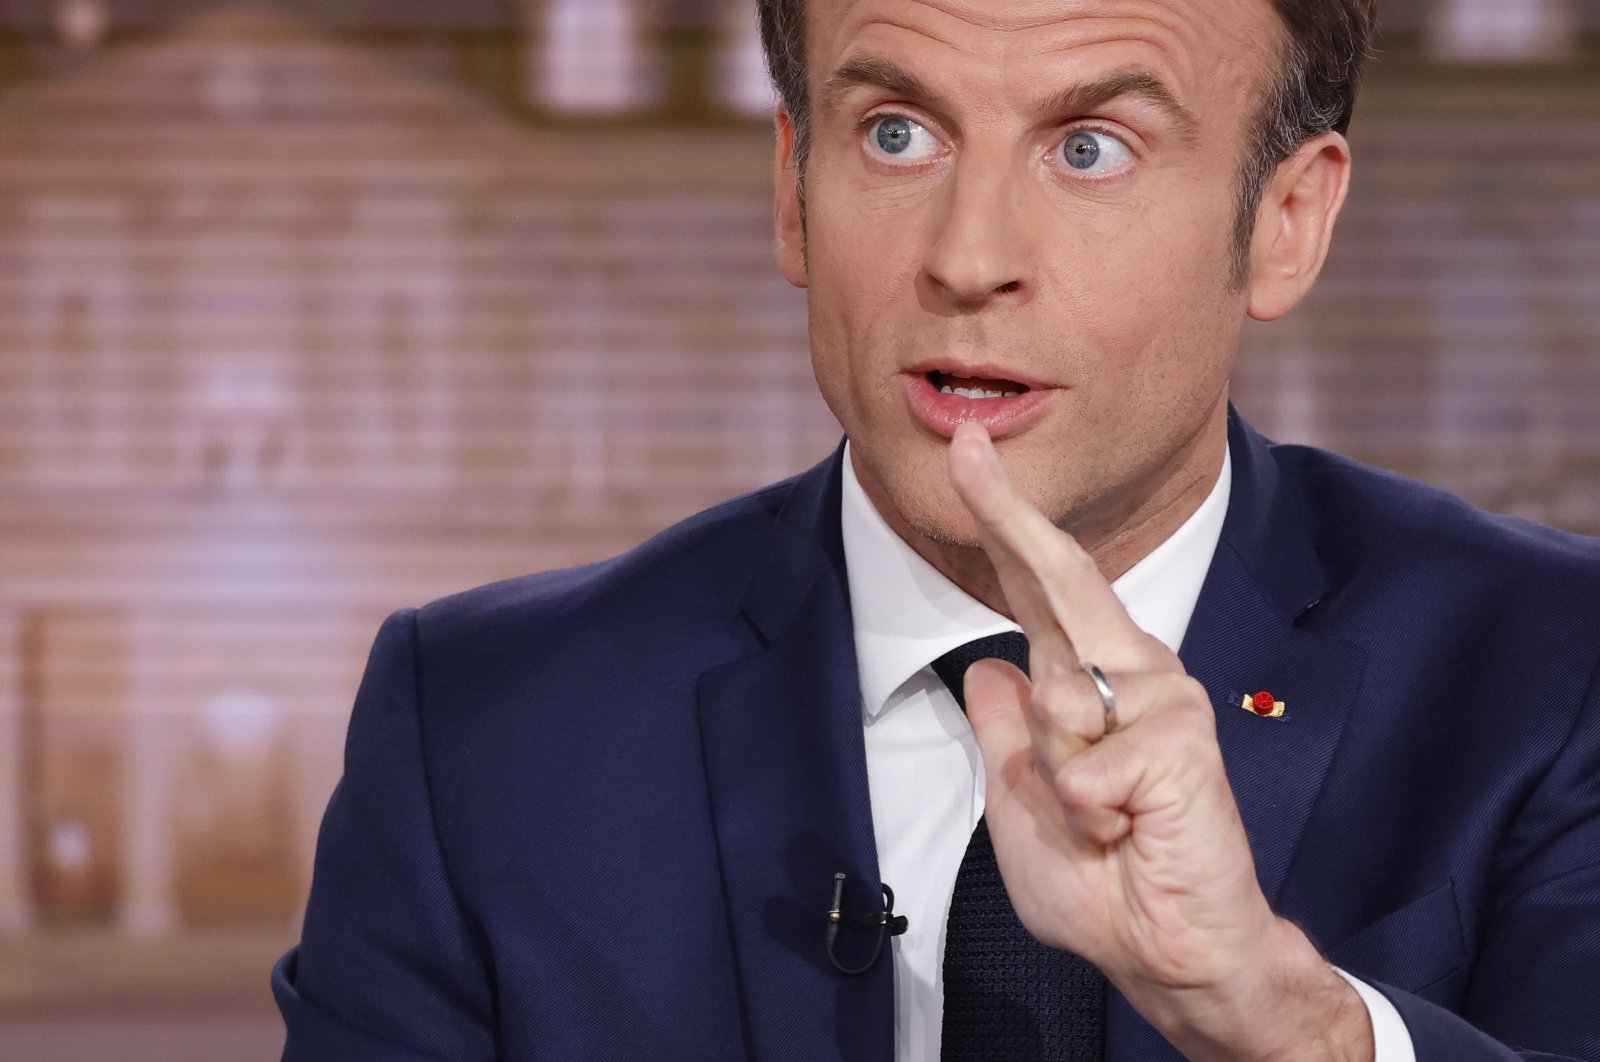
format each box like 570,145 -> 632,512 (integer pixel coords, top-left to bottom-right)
877,117 -> 913,154
868,116 -> 938,161
1063,132 -> 1100,169
1060,130 -> 1132,174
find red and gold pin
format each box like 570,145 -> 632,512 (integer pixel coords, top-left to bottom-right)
1242,690 -> 1285,718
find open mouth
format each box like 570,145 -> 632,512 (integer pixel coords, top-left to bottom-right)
927,370 -> 1031,399
904,366 -> 1051,439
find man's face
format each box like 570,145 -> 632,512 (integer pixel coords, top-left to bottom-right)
782,0 -> 1283,547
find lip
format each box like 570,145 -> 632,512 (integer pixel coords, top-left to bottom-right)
901,370 -> 1057,440
903,359 -> 1052,393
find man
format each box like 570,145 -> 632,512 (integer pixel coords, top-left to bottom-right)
273,0 -> 1600,1058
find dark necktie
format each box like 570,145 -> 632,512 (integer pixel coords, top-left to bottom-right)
931,632 -> 1107,1061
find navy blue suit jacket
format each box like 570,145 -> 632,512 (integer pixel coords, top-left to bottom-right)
274,410 -> 1600,1060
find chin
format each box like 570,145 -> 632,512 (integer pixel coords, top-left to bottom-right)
903,504 -> 985,552
851,410 -> 1100,540
874,452 -> 992,549
849,438 -> 957,537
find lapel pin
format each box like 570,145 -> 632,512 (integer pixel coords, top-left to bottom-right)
1242,690 -> 1286,719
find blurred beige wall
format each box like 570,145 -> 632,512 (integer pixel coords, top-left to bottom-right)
0,2 -> 1595,1059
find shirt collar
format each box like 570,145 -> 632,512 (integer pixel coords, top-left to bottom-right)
841,441 -> 1233,720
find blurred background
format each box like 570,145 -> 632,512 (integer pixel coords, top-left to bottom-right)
0,0 -> 1594,1058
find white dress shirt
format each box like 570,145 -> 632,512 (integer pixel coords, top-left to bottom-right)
838,441 -> 1413,1061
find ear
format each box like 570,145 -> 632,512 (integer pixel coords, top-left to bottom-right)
774,104 -> 809,289
1246,131 -> 1351,322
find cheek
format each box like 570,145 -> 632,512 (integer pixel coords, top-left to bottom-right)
808,171 -> 931,312
1050,189 -> 1240,376
802,171 -> 933,413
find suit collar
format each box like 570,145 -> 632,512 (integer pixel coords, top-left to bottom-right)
736,441 -> 851,647
1216,405 -> 1330,622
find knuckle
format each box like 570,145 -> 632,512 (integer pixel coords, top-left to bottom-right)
1178,675 -> 1211,706
1052,761 -> 1095,808
1032,681 -> 1079,724
1136,703 -> 1201,753
1040,541 -> 1093,584
1141,705 -> 1186,744
1143,641 -> 1184,672
1033,558 -> 1071,589
1163,708 -> 1219,762
1149,674 -> 1212,716
1170,678 -> 1220,732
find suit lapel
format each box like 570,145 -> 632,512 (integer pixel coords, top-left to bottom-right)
1186,410 -> 1370,906
697,448 -> 894,1062
1106,410 -> 1369,1062
1181,550 -> 1368,905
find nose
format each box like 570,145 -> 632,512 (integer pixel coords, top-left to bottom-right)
921,160 -> 1033,307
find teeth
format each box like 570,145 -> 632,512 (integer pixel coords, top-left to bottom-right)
936,381 -> 1023,399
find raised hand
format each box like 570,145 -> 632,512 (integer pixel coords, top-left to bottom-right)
946,422 -> 1372,1062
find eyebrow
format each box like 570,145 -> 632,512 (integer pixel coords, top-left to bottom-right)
819,57 -> 1201,146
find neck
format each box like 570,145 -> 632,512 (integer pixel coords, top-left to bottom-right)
854,409 -> 1229,619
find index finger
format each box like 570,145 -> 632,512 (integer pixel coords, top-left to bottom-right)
948,422 -> 1167,674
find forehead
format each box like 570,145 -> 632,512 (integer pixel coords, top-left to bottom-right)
807,0 -> 1281,124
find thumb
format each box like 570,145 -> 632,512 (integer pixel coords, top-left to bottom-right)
964,658 -> 1035,795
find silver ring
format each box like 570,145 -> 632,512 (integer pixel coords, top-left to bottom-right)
1081,662 -> 1117,735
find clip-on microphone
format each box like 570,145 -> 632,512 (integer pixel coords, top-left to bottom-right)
825,871 -> 909,976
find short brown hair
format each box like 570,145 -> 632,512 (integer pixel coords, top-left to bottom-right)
757,0 -> 1377,287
